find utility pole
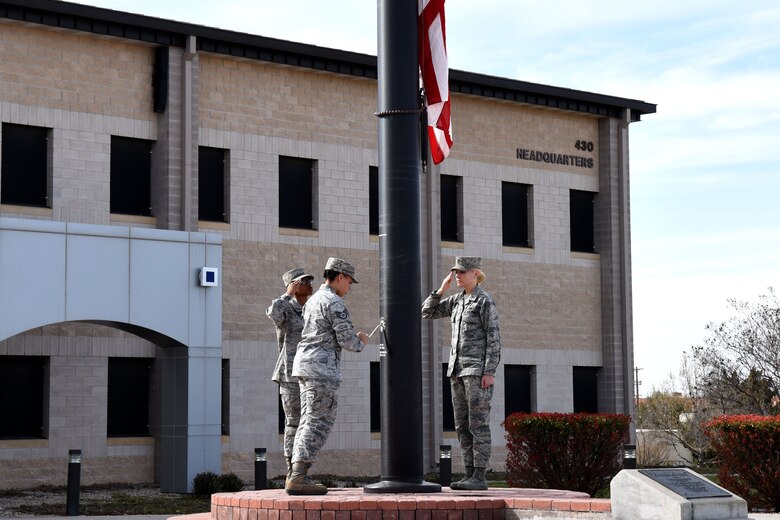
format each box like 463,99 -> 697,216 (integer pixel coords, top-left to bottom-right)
634,367 -> 642,408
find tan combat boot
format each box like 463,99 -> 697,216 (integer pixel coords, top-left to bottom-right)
285,462 -> 327,495
449,466 -> 474,490
458,467 -> 488,490
285,457 -> 293,480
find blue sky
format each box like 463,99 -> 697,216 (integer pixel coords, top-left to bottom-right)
73,0 -> 780,394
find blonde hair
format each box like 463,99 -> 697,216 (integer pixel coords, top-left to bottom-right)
475,269 -> 486,285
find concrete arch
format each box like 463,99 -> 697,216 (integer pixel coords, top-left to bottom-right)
0,217 -> 223,492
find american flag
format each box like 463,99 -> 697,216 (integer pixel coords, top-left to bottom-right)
418,0 -> 452,164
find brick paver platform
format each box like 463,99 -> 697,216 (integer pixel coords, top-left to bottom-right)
210,488 -> 611,520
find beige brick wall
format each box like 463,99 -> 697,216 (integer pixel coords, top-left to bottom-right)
451,94 -> 600,174
0,22 -> 155,120
198,56 -> 377,148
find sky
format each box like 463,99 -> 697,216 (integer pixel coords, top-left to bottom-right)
72,0 -> 780,394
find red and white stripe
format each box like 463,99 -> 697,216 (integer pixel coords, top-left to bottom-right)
418,0 -> 453,164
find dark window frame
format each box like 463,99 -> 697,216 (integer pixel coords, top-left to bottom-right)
110,136 -> 153,216
0,356 -> 48,439
198,146 -> 229,223
570,189 -> 596,253
1,123 -> 51,208
222,359 -> 230,436
370,361 -> 381,432
440,174 -> 462,243
369,165 -> 379,236
278,156 -> 316,230
442,363 -> 455,431
502,182 -> 531,248
107,357 -> 152,437
573,366 -> 599,413
504,364 -> 533,418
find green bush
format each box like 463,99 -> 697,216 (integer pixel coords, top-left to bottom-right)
218,473 -> 245,492
191,472 -> 245,496
704,415 -> 780,512
192,472 -> 220,497
503,412 -> 629,496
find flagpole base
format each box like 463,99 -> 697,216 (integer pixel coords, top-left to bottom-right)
363,480 -> 441,494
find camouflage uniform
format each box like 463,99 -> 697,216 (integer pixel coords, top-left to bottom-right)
291,260 -> 364,464
422,268 -> 501,469
266,267 -> 313,459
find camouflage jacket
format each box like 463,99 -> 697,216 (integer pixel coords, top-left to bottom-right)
292,284 -> 365,381
266,293 -> 304,383
421,285 -> 501,377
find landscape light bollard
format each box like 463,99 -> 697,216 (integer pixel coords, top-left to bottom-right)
623,444 -> 637,470
66,449 -> 81,516
439,445 -> 452,487
254,448 -> 267,490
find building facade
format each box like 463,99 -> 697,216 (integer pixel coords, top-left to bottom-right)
0,0 -> 655,492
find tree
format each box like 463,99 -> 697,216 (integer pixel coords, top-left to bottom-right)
692,288 -> 780,416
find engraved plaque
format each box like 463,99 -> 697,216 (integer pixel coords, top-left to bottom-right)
638,469 -> 731,499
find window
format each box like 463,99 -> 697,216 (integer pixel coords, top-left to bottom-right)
502,182 -> 531,247
199,146 -> 228,222
369,166 -> 379,235
370,361 -> 381,432
570,189 -> 596,253
442,363 -> 454,431
0,356 -> 47,439
222,359 -> 230,436
279,156 -> 315,229
111,136 -> 153,216
107,358 -> 152,437
440,174 -> 462,242
504,364 -> 532,417
1,123 -> 50,207
573,366 -> 599,413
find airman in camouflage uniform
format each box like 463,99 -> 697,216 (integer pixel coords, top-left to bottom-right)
286,257 -> 368,495
266,267 -> 314,479
422,256 -> 501,490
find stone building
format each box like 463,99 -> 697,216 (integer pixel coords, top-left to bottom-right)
0,0 -> 655,492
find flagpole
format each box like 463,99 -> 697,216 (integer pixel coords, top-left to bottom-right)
363,0 -> 440,494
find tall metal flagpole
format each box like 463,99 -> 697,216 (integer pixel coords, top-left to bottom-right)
363,0 -> 440,494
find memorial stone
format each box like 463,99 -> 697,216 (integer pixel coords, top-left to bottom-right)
611,468 -> 748,520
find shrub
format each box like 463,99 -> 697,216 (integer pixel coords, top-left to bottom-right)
704,415 -> 780,512
218,473 -> 245,492
503,412 -> 630,496
192,472 -> 220,497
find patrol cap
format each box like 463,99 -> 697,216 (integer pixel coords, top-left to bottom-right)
450,256 -> 482,272
324,257 -> 359,283
282,267 -> 314,287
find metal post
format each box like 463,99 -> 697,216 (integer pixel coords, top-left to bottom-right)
254,448 -> 267,490
65,449 -> 81,516
623,444 -> 637,469
439,445 -> 452,487
363,0 -> 440,494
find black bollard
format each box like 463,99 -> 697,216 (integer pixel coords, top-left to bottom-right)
254,448 -> 267,490
623,444 -> 637,469
439,445 -> 452,488
65,449 -> 81,516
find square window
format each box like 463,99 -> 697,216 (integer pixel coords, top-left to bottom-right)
570,189 -> 596,253
504,364 -> 533,417
1,123 -> 50,207
440,174 -> 462,242
198,146 -> 229,222
369,166 -> 378,235
0,356 -> 47,439
573,366 -> 599,413
442,363 -> 454,431
502,182 -> 531,247
111,136 -> 153,216
279,156 -> 315,230
107,358 -> 152,437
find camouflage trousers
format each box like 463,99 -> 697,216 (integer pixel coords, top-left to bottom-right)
291,377 -> 340,464
279,381 -> 301,459
451,375 -> 493,468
